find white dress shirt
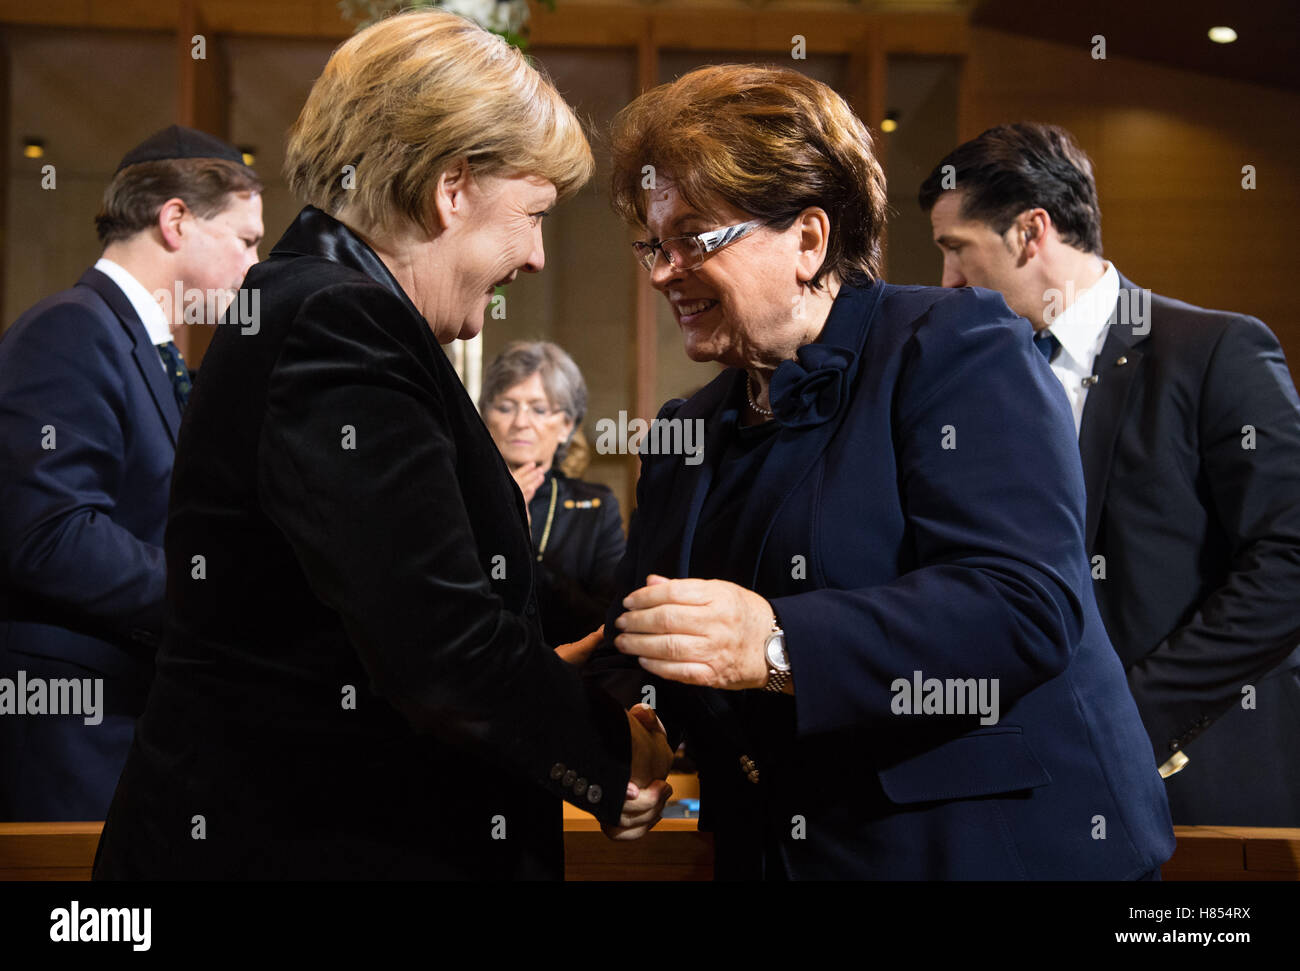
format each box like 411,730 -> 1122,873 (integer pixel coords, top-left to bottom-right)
1039,261 -> 1120,435
94,258 -> 173,371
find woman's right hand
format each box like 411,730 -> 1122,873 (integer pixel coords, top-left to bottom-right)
511,461 -> 546,524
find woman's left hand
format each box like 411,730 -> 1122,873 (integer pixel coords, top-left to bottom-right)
613,575 -> 773,690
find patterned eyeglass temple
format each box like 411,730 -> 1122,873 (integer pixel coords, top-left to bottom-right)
633,219 -> 765,272
695,220 -> 763,256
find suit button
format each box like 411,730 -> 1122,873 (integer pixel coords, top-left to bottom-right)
525,603 -> 537,617
1116,356 -> 1128,366
587,785 -> 603,805
549,763 -> 565,781
574,777 -> 588,796
562,769 -> 577,787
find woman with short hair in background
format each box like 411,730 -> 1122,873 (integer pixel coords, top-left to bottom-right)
481,341 -> 626,648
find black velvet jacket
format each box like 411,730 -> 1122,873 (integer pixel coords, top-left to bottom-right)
528,470 -> 625,646
93,207 -> 632,880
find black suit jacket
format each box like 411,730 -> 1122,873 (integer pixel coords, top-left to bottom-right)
1081,273 -> 1300,824
93,207 -> 633,879
527,470 -> 625,646
0,268 -> 175,820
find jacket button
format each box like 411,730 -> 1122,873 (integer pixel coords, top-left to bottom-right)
549,763 -> 565,781
574,777 -> 588,796
562,769 -> 577,787
587,785 -> 603,804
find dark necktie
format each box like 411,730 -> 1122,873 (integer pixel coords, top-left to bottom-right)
1034,330 -> 1061,364
156,340 -> 192,410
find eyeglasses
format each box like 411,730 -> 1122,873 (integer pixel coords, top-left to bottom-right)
632,220 -> 764,273
488,400 -> 559,421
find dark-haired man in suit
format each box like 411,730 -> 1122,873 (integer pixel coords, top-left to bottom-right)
920,122 -> 1300,825
0,126 -> 262,820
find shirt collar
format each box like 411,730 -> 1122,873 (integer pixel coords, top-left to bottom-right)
1043,261 -> 1119,370
93,258 -> 174,347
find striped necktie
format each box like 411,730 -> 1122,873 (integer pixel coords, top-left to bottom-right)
156,340 -> 192,410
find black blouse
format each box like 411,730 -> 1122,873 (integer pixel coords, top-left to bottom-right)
527,469 -> 626,646
689,407 -> 781,583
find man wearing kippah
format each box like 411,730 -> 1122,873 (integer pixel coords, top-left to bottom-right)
0,125 -> 263,820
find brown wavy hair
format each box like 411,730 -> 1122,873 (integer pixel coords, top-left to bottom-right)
610,63 -> 887,288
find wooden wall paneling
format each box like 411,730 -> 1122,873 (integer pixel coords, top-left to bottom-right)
628,20 -> 657,503
176,0 -> 230,364
962,26 -> 1300,386
0,29 -> 8,321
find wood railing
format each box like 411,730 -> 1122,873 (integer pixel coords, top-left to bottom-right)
1,821 -> 1295,881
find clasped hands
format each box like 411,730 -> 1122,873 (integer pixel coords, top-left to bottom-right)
551,574 -> 774,840
552,626 -> 674,840
609,575 -> 776,839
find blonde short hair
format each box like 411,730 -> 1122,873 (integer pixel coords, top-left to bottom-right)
286,10 -> 594,234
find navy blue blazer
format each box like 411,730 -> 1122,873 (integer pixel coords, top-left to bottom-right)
0,268 -> 176,820
593,281 -> 1175,879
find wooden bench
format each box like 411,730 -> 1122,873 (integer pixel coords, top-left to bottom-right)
1,820 -> 1295,881
1162,826 -> 1300,881
0,822 -> 102,881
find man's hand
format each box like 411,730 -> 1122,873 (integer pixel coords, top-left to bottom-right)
614,575 -> 773,690
603,704 -> 674,841
554,626 -> 603,666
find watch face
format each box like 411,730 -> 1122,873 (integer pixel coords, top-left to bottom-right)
765,632 -> 790,671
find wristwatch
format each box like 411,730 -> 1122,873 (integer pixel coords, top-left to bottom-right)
762,616 -> 792,693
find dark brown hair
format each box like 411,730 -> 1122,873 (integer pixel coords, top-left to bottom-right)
918,123 -> 1103,256
94,157 -> 262,245
610,63 -> 887,288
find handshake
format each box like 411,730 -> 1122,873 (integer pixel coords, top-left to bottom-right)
555,627 -> 675,841
609,703 -> 675,840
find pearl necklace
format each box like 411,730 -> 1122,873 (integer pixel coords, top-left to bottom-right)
746,374 -> 774,417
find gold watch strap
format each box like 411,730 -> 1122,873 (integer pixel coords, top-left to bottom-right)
1157,751 -> 1189,779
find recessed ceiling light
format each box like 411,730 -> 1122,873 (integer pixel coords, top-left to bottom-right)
22,138 -> 44,159
1208,26 -> 1238,44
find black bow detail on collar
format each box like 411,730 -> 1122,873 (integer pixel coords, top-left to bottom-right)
768,342 -> 858,429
